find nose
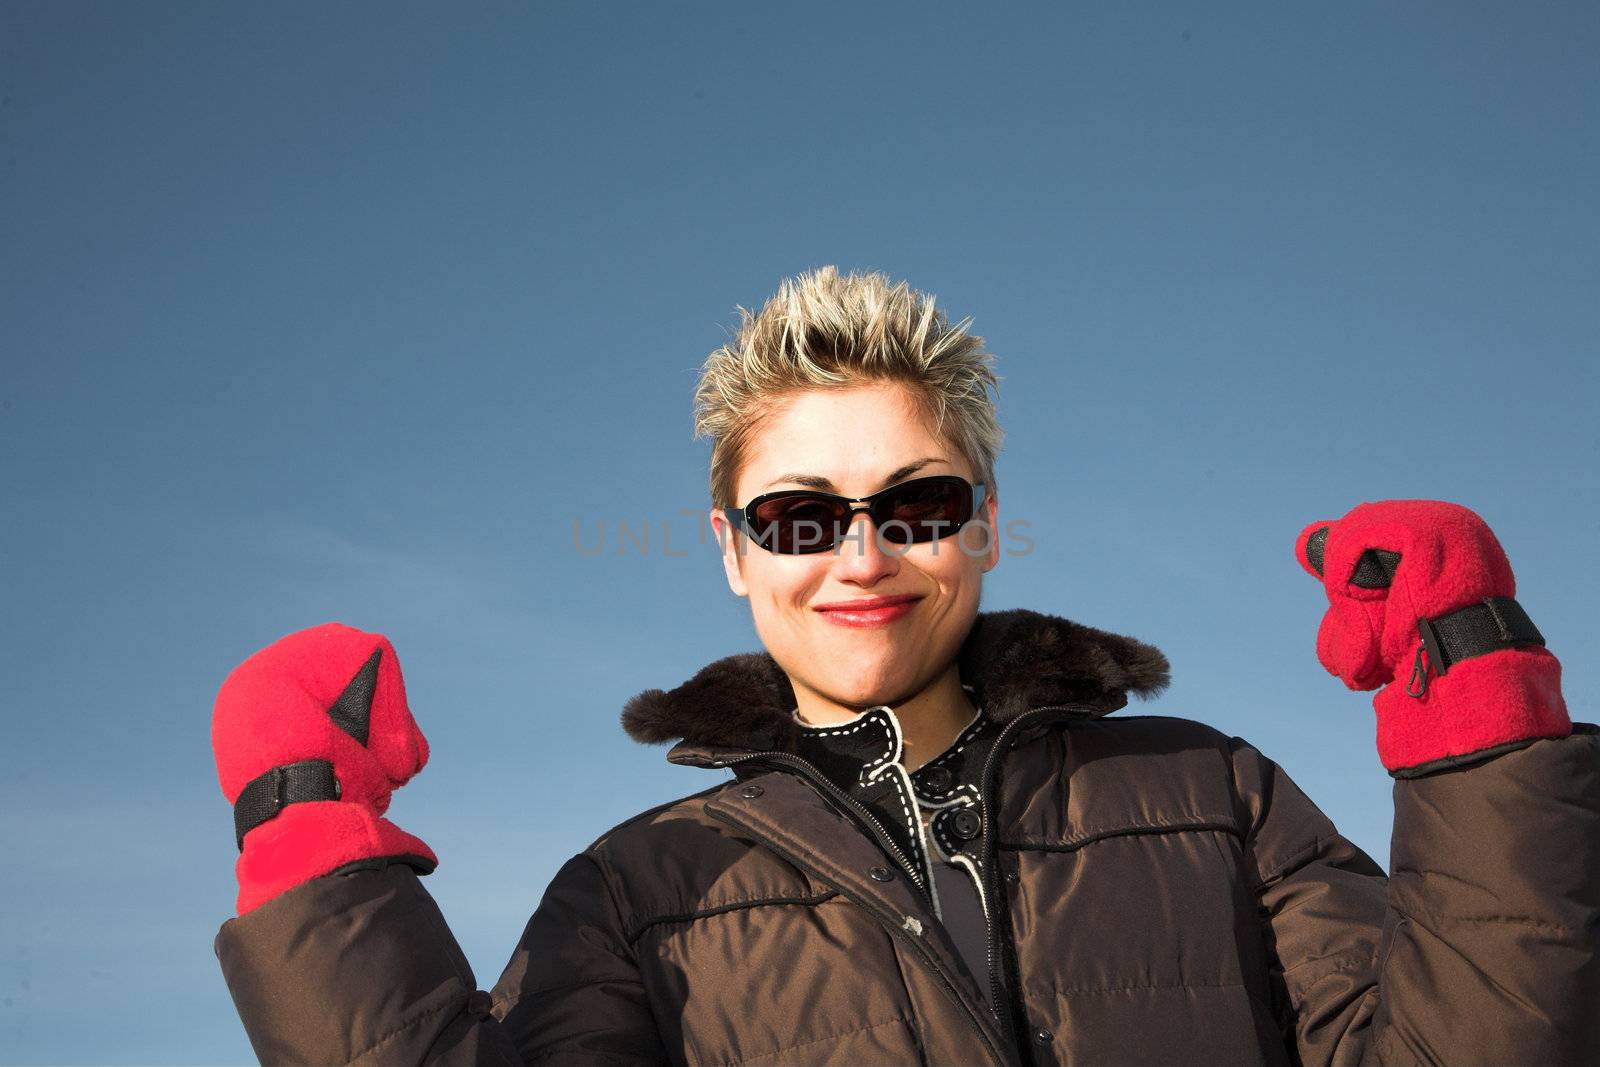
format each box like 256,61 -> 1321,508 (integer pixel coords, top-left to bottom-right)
830,510 -> 901,584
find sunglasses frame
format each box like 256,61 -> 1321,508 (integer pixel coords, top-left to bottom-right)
723,474 -> 988,555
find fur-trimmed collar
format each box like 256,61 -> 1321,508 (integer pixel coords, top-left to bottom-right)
621,608 -> 1170,753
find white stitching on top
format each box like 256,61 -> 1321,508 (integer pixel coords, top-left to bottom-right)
855,708 -> 900,781
789,691 -> 994,923
912,699 -> 988,801
949,852 -> 991,922
800,705 -> 935,899
796,706 -> 899,786
860,711 -> 922,869
872,756 -> 942,919
918,782 -> 981,811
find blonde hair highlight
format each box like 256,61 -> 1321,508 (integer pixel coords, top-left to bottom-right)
694,266 -> 1003,508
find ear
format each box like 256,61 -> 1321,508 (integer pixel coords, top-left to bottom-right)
959,493 -> 1002,574
980,493 -> 1001,575
709,506 -> 749,597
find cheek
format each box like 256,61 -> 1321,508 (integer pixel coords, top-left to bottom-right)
907,536 -> 987,588
742,556 -> 824,617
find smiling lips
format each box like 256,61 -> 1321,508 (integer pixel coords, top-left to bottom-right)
813,594 -> 924,628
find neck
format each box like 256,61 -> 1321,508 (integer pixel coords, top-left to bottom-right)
793,661 -> 977,773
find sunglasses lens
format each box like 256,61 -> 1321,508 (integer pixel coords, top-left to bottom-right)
737,477 -> 978,554
875,478 -> 974,544
749,495 -> 846,553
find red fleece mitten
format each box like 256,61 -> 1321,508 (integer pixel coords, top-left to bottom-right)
1295,500 -> 1569,775
212,623 -> 437,914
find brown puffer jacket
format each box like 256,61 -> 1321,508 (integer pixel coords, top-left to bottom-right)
215,609 -> 1600,1066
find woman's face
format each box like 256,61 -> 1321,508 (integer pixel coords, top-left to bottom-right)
709,381 -> 1000,717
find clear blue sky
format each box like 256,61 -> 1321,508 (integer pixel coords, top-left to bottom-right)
3,2 -> 1596,1062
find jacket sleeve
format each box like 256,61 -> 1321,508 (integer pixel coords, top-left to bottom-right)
1232,722 -> 1600,1067
214,854 -> 670,1066
214,863 -> 524,1065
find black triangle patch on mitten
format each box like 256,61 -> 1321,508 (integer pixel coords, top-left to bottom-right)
326,647 -> 381,746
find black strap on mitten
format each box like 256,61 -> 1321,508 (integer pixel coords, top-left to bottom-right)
232,759 -> 341,850
1418,596 -> 1546,678
1408,596 -> 1546,697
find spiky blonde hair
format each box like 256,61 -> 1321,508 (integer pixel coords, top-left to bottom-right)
694,266 -> 1003,508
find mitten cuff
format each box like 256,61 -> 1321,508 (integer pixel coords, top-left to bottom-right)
235,801 -> 436,915
1375,647 -> 1570,776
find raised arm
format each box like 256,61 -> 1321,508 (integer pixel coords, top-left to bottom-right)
1256,499 -> 1600,1064
211,625 -> 672,1064
211,624 -> 523,1064
1232,725 -> 1600,1066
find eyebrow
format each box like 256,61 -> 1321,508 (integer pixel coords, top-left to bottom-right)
761,457 -> 946,494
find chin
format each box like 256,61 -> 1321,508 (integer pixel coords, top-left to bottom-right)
824,659 -> 912,709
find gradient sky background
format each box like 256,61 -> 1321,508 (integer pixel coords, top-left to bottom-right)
3,2 -> 1597,1062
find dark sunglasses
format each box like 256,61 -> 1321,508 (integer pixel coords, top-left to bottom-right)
724,475 -> 987,555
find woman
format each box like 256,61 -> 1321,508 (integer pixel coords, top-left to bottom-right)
212,268 -> 1599,1066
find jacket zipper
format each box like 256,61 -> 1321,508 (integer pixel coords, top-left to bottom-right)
709,703 -> 1097,1065
704,799 -> 1011,1067
976,703 -> 1103,1062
